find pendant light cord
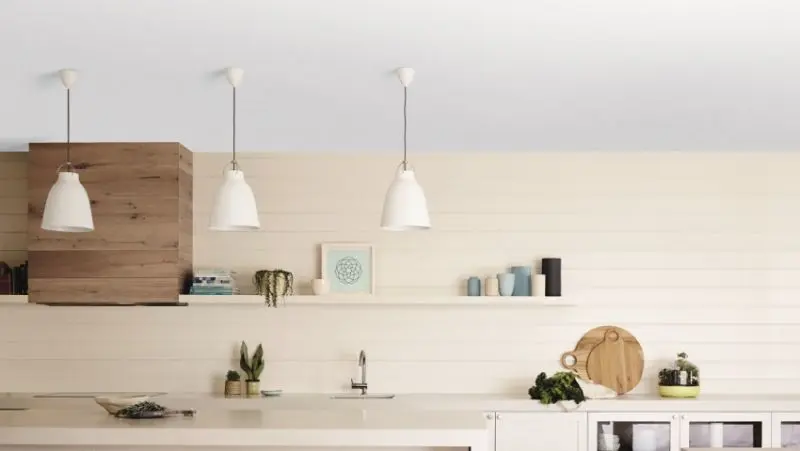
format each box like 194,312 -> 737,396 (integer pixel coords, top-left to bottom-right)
402,86 -> 408,171
66,87 -> 72,169
232,86 -> 238,170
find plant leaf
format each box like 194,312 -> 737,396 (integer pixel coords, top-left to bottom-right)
239,341 -> 251,377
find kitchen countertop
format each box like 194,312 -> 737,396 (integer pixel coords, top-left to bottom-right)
0,408 -> 488,448
3,392 -> 800,413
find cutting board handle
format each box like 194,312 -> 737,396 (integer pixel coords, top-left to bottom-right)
560,351 -> 577,369
603,329 -> 620,342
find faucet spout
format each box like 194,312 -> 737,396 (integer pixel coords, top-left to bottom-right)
350,350 -> 368,395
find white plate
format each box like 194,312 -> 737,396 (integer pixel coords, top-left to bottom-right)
260,390 -> 283,397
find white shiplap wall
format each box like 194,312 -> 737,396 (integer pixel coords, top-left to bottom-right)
2,151 -> 800,395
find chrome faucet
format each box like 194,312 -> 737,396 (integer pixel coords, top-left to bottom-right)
350,350 -> 368,395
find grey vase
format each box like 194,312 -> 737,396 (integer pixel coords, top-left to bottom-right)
510,266 -> 532,296
467,277 -> 481,296
497,273 -> 515,296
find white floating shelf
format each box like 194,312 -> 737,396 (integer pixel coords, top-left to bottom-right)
180,294 -> 575,307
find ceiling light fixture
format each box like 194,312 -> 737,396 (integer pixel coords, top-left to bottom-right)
380,67 -> 431,231
41,69 -> 94,232
209,67 -> 260,231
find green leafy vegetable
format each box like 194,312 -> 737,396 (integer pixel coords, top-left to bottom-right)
528,371 -> 586,405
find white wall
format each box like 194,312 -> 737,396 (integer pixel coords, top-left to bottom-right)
1,151 -> 799,394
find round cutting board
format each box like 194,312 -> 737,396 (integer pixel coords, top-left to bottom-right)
560,325 -> 644,395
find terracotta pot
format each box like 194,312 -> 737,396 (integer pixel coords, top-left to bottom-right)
224,380 -> 241,397
245,380 -> 260,396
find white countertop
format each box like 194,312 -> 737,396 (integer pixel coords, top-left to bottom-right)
0,408 -> 488,447
4,392 -> 800,413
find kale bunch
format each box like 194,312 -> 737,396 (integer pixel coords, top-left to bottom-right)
528,371 -> 586,405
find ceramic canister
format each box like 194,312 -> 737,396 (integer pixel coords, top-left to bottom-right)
510,266 -> 532,296
311,279 -> 328,295
484,277 -> 499,296
467,277 -> 481,296
532,274 -> 546,297
497,273 -> 515,296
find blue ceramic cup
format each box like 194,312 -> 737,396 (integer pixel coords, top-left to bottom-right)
497,273 -> 515,296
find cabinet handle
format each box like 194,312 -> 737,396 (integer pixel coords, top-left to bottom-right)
672,414 -> 677,420
486,413 -> 494,420
681,414 -> 686,420
496,414 -> 502,420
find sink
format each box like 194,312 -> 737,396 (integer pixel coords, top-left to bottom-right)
330,393 -> 395,399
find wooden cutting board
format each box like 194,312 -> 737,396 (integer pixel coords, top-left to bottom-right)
560,325 -> 644,394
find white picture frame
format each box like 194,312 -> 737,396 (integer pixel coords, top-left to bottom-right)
320,243 -> 375,295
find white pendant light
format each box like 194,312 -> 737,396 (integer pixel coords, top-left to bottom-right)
380,67 -> 431,231
209,67 -> 261,231
41,69 -> 94,232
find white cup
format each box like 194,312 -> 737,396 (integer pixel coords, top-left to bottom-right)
311,279 -> 328,295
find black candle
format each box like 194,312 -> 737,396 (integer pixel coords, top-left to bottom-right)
541,258 -> 561,296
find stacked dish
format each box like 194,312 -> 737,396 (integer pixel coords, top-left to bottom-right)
599,434 -> 620,451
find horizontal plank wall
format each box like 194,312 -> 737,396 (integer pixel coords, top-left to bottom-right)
2,151 -> 800,394
26,143 -> 193,303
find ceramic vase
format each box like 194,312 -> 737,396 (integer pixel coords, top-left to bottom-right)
510,266 -> 532,296
224,380 -> 242,397
532,274 -> 546,297
467,277 -> 481,296
246,380 -> 260,397
484,277 -> 499,296
497,273 -> 515,296
311,278 -> 328,295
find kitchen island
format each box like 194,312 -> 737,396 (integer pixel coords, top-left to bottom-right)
0,407 -> 488,449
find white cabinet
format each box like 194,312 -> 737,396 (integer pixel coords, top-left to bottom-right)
771,413 -> 800,448
495,412 -> 587,451
589,412 -> 771,451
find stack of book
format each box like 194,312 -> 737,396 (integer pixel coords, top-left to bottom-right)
189,269 -> 238,296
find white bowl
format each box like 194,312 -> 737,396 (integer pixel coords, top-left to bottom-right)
94,395 -> 149,414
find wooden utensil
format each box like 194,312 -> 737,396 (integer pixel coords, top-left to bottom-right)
560,325 -> 644,394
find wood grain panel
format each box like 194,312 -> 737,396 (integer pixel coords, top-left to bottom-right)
27,143 -> 193,303
28,250 -> 179,278
28,223 -> 179,251
27,278 -> 181,304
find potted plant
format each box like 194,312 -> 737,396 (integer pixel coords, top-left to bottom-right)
528,371 -> 586,411
658,352 -> 700,398
224,370 -> 241,397
240,341 -> 264,396
253,269 -> 294,307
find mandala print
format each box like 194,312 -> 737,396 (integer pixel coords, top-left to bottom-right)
334,256 -> 363,285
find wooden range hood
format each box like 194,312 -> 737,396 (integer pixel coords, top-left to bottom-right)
26,142 -> 193,304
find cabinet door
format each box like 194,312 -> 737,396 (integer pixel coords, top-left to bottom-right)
771,413 -> 800,448
589,413 -> 679,451
495,411 -> 587,451
680,412 -> 771,449
486,412 -> 497,451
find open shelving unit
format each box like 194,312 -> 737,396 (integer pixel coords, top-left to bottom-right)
179,294 -> 576,307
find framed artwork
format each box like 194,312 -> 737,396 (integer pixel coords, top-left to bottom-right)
320,243 -> 375,295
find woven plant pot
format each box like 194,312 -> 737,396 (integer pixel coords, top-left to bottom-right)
224,380 -> 241,397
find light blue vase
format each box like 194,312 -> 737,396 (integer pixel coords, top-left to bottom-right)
497,273 -> 515,296
467,277 -> 481,296
510,266 -> 532,296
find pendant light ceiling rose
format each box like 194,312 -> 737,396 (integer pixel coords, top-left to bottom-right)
396,67 -> 415,87
226,67 -> 243,87
59,69 -> 77,89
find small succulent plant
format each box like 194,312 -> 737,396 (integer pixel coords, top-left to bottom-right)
226,370 -> 241,382
239,341 -> 264,382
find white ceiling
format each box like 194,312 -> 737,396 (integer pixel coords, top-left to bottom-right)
2,0 -> 799,152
